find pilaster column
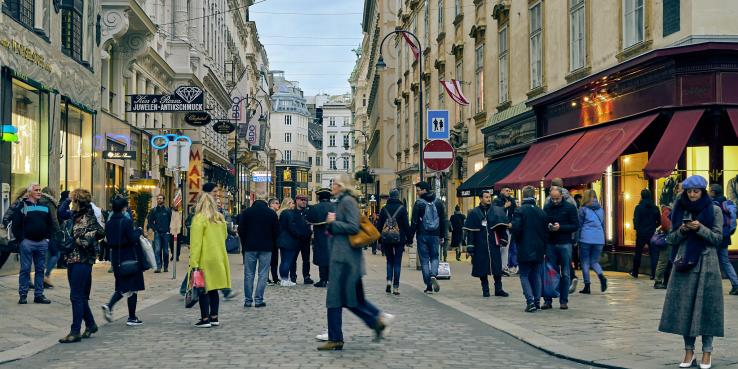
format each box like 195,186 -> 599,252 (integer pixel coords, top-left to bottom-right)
174,0 -> 189,40
137,73 -> 146,127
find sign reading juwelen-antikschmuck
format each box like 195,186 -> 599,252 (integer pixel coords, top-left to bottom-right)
127,86 -> 205,112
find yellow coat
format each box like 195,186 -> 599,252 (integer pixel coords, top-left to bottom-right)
188,214 -> 231,292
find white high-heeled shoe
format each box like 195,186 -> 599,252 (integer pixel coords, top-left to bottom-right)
679,357 -> 695,368
699,356 -> 712,369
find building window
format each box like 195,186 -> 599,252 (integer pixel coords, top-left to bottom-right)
343,158 -> 349,170
329,117 -> 336,126
285,132 -> 291,143
620,152 -> 649,246
454,0 -> 461,16
285,150 -> 292,162
474,44 -> 485,113
60,103 -> 93,193
284,115 -> 292,125
529,2 -> 543,90
438,0 -> 444,31
10,80 -> 50,192
569,0 -> 586,71
498,24 -> 510,104
329,134 -> 336,147
61,1 -> 84,62
4,0 -> 34,29
329,156 -> 337,170
622,0 -> 644,49
308,157 -> 312,165
662,0 -> 680,36
343,134 -> 349,149
455,61 -> 463,122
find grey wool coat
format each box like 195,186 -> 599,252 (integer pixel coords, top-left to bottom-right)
326,192 -> 365,309
658,205 -> 724,338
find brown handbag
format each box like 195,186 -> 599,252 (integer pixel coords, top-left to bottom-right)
349,215 -> 381,248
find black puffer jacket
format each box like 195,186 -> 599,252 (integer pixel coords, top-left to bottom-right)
376,198 -> 411,245
543,200 -> 579,245
512,198 -> 547,263
277,207 -> 312,250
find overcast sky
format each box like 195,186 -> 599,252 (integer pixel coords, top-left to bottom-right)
250,0 -> 364,97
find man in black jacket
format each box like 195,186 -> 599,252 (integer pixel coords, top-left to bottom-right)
306,188 -> 336,287
542,188 -> 579,310
512,186 -> 547,312
449,205 -> 466,261
238,196 -> 279,307
376,189 -> 411,295
147,194 -> 172,273
277,195 -> 313,286
409,181 -> 448,294
12,184 -> 53,304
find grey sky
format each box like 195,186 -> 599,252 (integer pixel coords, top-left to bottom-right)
250,0 -> 364,96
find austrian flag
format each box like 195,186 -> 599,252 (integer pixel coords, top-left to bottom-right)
441,80 -> 470,106
402,33 -> 420,61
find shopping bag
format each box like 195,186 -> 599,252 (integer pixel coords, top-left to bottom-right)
225,234 -> 240,254
139,236 -> 156,271
541,261 -> 560,299
185,270 -> 203,308
437,262 -> 452,280
192,268 -> 206,288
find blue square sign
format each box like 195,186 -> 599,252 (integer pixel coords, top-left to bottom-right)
427,110 -> 449,140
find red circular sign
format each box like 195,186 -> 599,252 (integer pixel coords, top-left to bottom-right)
423,140 -> 455,171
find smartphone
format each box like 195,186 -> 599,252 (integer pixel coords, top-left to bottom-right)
682,215 -> 693,224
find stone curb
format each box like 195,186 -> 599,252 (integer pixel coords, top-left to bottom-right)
400,281 -> 629,369
0,287 -> 181,365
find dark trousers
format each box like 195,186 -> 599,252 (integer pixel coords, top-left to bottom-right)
384,243 -> 404,288
19,239 -> 48,297
518,261 -> 543,307
67,263 -> 96,335
480,274 -> 503,294
270,243 -> 279,282
327,284 -> 380,342
198,290 -> 220,320
632,236 -> 650,276
649,244 -> 660,278
170,235 -> 182,261
279,249 -> 298,281
291,242 -> 311,280
0,251 -> 11,270
318,266 -> 329,282
108,291 -> 138,319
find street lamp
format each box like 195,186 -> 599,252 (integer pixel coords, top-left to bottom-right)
376,28 -> 425,181
229,95 -> 265,213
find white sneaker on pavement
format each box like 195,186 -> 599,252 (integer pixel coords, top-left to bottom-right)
315,331 -> 329,341
101,304 -> 112,323
280,280 -> 296,287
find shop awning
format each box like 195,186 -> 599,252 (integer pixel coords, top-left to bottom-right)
457,154 -> 525,197
495,133 -> 584,189
727,109 -> 738,138
547,114 -> 658,187
644,110 -> 704,179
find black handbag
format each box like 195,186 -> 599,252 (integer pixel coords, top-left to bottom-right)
115,218 -> 140,277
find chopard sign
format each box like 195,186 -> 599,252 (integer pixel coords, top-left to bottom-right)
184,111 -> 212,127
127,86 -> 205,112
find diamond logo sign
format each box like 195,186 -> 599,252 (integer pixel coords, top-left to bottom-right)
175,86 -> 203,103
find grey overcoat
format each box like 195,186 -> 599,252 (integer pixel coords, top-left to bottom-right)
658,205 -> 724,338
325,192 -> 365,309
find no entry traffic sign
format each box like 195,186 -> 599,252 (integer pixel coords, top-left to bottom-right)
423,139 -> 454,171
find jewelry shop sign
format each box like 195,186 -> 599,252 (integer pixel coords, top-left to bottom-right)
127,86 -> 204,112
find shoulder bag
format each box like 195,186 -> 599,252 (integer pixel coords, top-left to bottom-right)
349,215 -> 381,248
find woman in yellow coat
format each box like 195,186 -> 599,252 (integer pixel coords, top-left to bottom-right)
188,192 -> 231,328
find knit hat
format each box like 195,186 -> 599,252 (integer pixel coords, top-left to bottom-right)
389,188 -> 400,199
415,181 -> 431,191
682,175 -> 707,190
202,182 -> 217,193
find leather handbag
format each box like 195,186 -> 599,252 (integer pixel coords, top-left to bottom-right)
349,215 -> 381,248
115,218 -> 140,277
192,268 -> 206,288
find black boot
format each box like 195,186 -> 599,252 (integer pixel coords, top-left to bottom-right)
579,283 -> 591,294
493,278 -> 509,297
481,277 -> 490,297
598,274 -> 608,292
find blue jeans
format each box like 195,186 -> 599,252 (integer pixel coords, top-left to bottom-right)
279,248 -> 298,281
153,232 -> 170,270
544,244 -> 572,305
416,234 -> 439,288
518,261 -> 542,307
243,251 -> 272,305
19,239 -> 48,297
384,243 -> 404,288
67,263 -> 96,335
327,298 -> 380,342
579,243 -> 604,284
717,247 -> 738,288
46,241 -> 60,278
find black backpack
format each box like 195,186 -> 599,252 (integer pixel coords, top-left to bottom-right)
381,207 -> 403,244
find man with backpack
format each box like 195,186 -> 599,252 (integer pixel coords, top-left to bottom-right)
409,181 -> 447,294
377,189 -> 410,295
709,184 -> 738,295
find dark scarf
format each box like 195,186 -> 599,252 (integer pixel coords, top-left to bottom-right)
670,192 -> 714,267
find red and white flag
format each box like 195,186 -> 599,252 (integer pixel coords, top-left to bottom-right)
440,79 -> 470,106
173,189 -> 182,210
402,33 -> 420,61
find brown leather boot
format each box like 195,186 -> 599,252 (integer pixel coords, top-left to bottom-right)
317,341 -> 344,351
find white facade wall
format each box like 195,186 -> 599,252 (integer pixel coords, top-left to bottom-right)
321,102 -> 354,188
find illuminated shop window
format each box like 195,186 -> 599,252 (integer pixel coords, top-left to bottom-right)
10,80 -> 49,192
686,146 -> 709,180
724,146 -> 738,251
620,152 -> 648,246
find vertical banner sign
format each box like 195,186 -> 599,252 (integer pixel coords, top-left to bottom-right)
247,120 -> 260,145
187,144 -> 203,203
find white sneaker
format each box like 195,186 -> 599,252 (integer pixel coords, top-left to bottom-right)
280,280 -> 296,287
381,313 -> 396,326
315,331 -> 329,341
101,304 -> 112,323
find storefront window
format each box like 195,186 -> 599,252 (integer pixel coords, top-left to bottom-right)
10,80 -> 49,193
686,146 -> 709,180
60,103 -> 93,192
282,187 -> 292,200
723,146 -> 738,251
620,152 -> 649,246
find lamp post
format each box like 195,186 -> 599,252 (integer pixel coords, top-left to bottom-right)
376,28 -> 424,182
230,95 -> 265,213
269,148 -> 283,200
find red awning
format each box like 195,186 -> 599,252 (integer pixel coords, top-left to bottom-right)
727,109 -> 738,138
643,110 -> 704,179
546,114 -> 658,187
495,132 -> 584,189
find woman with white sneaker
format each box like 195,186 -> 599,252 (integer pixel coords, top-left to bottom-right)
317,173 -> 393,351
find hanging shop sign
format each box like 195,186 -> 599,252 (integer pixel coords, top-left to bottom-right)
212,120 -> 236,135
150,134 -> 192,150
184,111 -> 212,127
187,144 -> 203,203
102,150 -> 136,160
127,86 -> 204,112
